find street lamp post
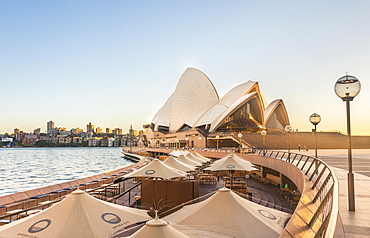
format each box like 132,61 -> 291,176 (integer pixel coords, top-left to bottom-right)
198,136 -> 202,149
285,125 -> 292,162
309,113 -> 321,158
215,135 -> 220,151
261,130 -> 267,155
310,113 -> 321,175
185,137 -> 189,149
237,133 -> 243,153
335,74 -> 361,211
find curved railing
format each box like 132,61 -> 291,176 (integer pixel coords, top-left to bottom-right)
256,150 -> 339,238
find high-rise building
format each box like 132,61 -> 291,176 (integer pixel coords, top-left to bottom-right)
47,121 -> 55,134
106,128 -> 112,134
114,128 -> 123,135
96,127 -> 102,134
87,122 -> 95,134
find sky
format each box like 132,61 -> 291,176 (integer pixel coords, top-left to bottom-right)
1,1 -> 370,135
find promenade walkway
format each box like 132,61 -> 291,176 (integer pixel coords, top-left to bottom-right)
294,149 -> 370,238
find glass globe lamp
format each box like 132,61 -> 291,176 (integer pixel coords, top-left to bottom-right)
284,125 -> 292,133
334,75 -> 361,101
309,113 -> 321,126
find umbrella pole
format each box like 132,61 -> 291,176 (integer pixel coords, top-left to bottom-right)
230,170 -> 233,190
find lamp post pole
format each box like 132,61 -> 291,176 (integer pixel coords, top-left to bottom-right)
237,133 -> 242,153
185,137 -> 189,149
216,135 -> 219,151
285,125 -> 292,162
129,125 -> 133,153
334,74 -> 361,211
309,113 -> 321,158
261,130 -> 267,155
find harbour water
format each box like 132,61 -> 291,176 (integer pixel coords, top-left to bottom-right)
0,147 -> 133,196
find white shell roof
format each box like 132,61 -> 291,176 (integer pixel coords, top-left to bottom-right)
192,81 -> 261,128
152,94 -> 174,129
151,68 -> 289,132
209,92 -> 263,131
152,68 -> 219,131
264,99 -> 290,127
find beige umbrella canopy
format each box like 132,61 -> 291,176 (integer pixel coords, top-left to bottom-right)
176,155 -> 202,167
165,187 -> 291,238
163,156 -> 196,172
129,218 -> 190,238
0,190 -> 150,238
123,159 -> 187,179
207,154 -> 255,171
191,152 -> 211,163
185,153 -> 207,164
169,150 -> 185,157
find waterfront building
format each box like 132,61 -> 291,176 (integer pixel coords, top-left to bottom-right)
59,130 -> 71,136
86,122 -> 95,134
96,127 -> 102,134
150,68 -> 289,134
72,136 -> 83,143
47,121 -> 55,134
33,128 -> 41,135
58,137 -> 72,144
71,127 -> 84,135
114,128 -> 123,135
100,137 -> 114,147
146,68 -> 290,149
106,128 -> 112,134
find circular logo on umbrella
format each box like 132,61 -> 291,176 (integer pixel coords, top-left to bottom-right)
145,169 -> 156,175
28,219 -> 51,233
226,165 -> 235,169
258,209 -> 277,220
101,213 -> 121,224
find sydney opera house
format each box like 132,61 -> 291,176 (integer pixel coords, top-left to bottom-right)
145,68 -> 290,149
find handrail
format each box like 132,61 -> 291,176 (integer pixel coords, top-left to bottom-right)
113,180 -> 142,206
256,149 -> 339,238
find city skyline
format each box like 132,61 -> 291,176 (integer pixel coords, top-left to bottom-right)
1,1 -> 370,135
7,120 -> 127,135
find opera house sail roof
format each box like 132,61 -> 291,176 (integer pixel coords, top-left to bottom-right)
151,68 -> 289,133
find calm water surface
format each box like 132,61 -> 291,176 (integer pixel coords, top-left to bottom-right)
0,147 -> 133,196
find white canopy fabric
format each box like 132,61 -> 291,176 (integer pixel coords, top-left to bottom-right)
185,153 -> 206,164
123,159 -> 187,179
169,150 -> 188,157
163,156 -> 196,172
176,154 -> 202,167
207,154 -> 255,171
165,187 -> 291,238
191,152 -> 211,162
129,218 -> 190,238
0,190 -> 150,238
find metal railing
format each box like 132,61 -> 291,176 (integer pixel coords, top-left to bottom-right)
113,181 -> 142,207
257,150 -> 339,237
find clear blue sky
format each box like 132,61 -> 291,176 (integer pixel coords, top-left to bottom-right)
1,1 -> 369,135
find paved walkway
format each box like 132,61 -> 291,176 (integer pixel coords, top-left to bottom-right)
294,149 -> 370,238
